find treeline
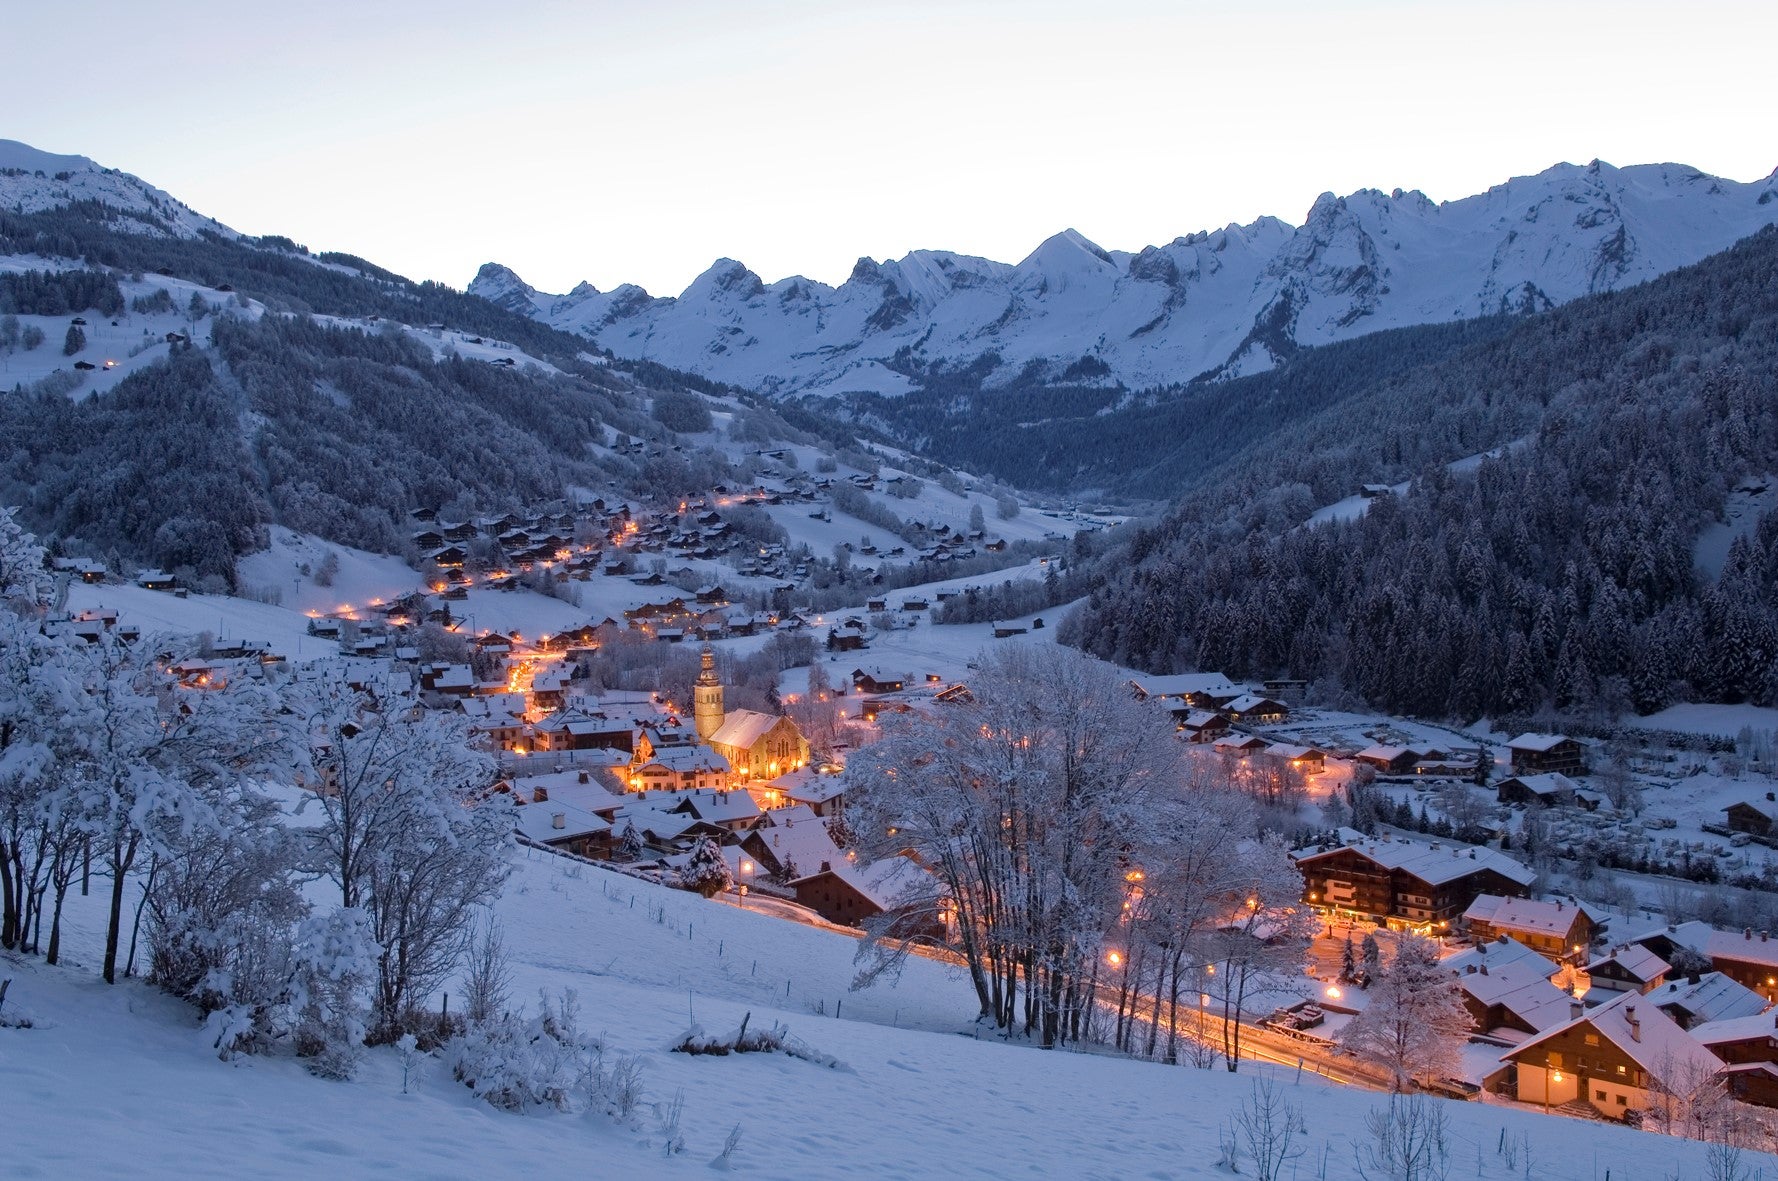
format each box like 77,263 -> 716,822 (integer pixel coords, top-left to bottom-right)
0,268 -> 124,316
829,314 -> 1517,499
1063,227 -> 1778,719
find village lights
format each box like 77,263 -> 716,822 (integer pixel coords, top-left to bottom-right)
1325,985 -> 1342,1000
1106,950 -> 1123,967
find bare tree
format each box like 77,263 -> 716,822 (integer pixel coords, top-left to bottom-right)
1355,1093 -> 1449,1181
1235,1077 -> 1307,1181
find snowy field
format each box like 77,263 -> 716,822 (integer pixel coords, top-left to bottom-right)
1,843 -> 1749,1181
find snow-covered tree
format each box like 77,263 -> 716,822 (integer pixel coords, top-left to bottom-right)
290,906 -> 380,1079
847,645 -> 1197,1048
0,505 -> 51,611
298,676 -> 509,1039
1338,933 -> 1471,1090
682,836 -> 732,899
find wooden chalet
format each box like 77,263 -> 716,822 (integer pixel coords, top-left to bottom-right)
1507,732 -> 1586,776
1293,832 -> 1535,932
1501,991 -> 1722,1118
1585,943 -> 1671,996
1462,895 -> 1601,963
1496,772 -> 1583,808
1724,795 -> 1778,839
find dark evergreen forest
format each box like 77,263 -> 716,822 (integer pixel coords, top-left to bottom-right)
1061,228 -> 1778,718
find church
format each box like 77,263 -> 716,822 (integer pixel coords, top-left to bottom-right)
694,646 -> 811,783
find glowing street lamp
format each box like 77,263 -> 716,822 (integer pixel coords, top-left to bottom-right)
739,858 -> 754,907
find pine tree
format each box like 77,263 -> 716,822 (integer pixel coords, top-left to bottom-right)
1340,933 -> 1358,984
682,836 -> 732,899
62,323 -> 85,355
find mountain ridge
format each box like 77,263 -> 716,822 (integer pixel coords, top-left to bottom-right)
473,159 -> 1778,397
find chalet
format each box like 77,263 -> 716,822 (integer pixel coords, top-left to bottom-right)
1176,709 -> 1229,743
866,598 -> 888,612
740,809 -> 841,879
827,625 -> 867,652
1496,772 -> 1582,808
1627,921 -> 1778,1003
629,745 -> 730,793
1264,743 -> 1326,775
135,569 -> 176,591
1462,895 -> 1601,962
1127,672 -> 1240,708
669,789 -> 762,834
1213,734 -> 1269,757
1262,678 -> 1309,701
695,584 -> 729,605
73,360 -> 95,371
1223,694 -> 1288,723
1354,745 -> 1417,775
1723,795 -> 1778,839
410,529 -> 446,551
1507,732 -> 1586,776
788,853 -> 941,938
1692,1013 -> 1778,1106
1293,832 -> 1535,931
514,801 -> 612,860
899,597 -> 929,612
1650,973 -> 1769,1031
851,667 -> 906,695
1446,936 -> 1575,1035
1585,944 -> 1671,996
992,623 -> 1028,638
531,710 -> 633,753
1501,990 -> 1722,1118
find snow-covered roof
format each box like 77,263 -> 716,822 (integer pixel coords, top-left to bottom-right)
1726,798 -> 1778,823
791,853 -> 935,912
1650,972 -> 1769,1025
1503,990 -> 1720,1081
1128,673 -> 1237,699
1499,772 -> 1580,797
1224,694 -> 1283,714
1691,1010 -> 1778,1047
1444,935 -> 1578,1030
1462,895 -> 1595,938
710,709 -> 786,751
1297,834 -> 1537,888
1587,943 -> 1669,983
671,789 -> 761,826
1507,732 -> 1574,753
750,817 -> 845,875
1627,920 -> 1778,970
513,800 -> 610,844
1265,743 -> 1322,761
641,745 -> 731,775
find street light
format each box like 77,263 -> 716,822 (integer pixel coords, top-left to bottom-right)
739,859 -> 754,907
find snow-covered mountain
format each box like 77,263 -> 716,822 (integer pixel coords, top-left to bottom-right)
474,160 -> 1778,396
0,139 -> 236,240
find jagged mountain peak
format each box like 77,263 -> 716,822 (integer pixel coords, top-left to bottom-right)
473,159 -> 1778,398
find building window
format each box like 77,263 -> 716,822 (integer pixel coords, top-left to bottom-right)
1595,1090 -> 1606,1101
1616,1095 -> 1627,1106
1584,1034 -> 1599,1047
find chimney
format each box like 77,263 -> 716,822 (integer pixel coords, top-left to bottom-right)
819,860 -> 831,873
1767,791 -> 1774,802
1556,900 -> 1563,911
1571,1001 -> 1584,1020
1627,1006 -> 1641,1042
579,770 -> 589,783
551,812 -> 566,830
1466,964 -> 1476,974
1480,965 -> 1489,976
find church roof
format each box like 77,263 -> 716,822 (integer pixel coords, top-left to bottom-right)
711,708 -> 788,751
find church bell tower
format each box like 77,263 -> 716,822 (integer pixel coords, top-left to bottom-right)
694,645 -> 724,741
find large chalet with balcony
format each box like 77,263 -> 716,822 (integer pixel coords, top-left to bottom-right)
1293,831 -> 1536,932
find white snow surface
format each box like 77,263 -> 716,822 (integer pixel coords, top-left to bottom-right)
473,160 -> 1778,396
0,841 -> 1744,1180
0,138 -> 236,239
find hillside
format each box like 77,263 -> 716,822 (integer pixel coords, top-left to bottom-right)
0,844 -> 1731,1180
1064,227 -> 1778,719
473,160 -> 1778,399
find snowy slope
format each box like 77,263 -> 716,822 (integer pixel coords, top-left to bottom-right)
1,843 -> 1747,1179
475,160 -> 1778,396
0,139 -> 236,239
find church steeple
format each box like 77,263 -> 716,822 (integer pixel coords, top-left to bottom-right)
694,644 -> 724,741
